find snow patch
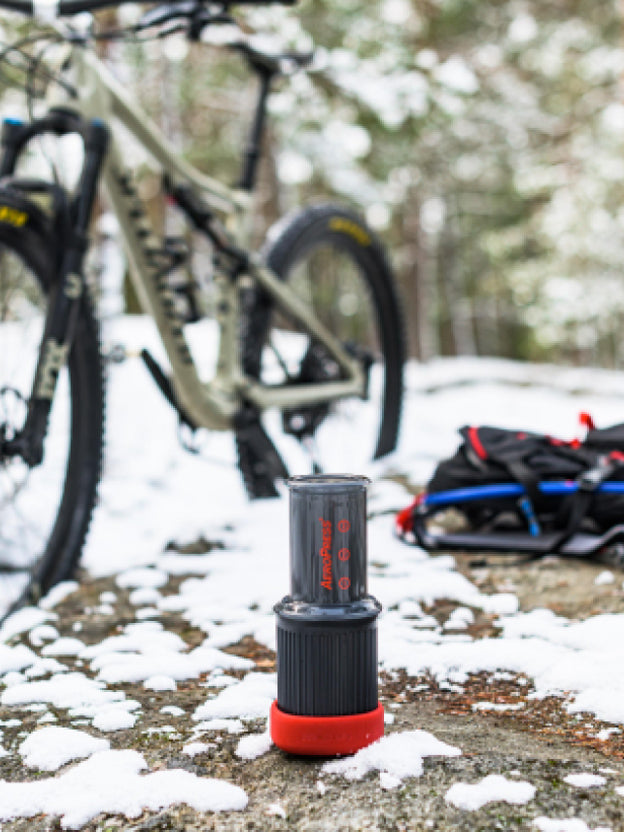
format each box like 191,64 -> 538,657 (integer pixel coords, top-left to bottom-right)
0,749 -> 247,828
80,621 -> 185,658
563,773 -> 606,788
597,728 -> 620,741
0,643 -> 38,676
0,607 -> 54,643
594,571 -> 614,586
94,646 -> 251,685
193,673 -> 276,721
380,772 -> 402,790
116,568 -> 168,589
471,702 -> 525,713
144,675 -> 177,692
445,774 -> 536,810
41,638 -> 86,658
19,727 -> 110,771
322,730 -> 461,783
235,731 -> 272,760
25,658 -> 67,679
266,802 -> 286,818
444,607 -> 475,631
77,622 -> 251,686
135,607 -> 159,619
92,709 -> 138,732
39,582 -> 79,610
29,625 -> 60,647
129,587 -> 162,606
2,672 -> 125,710
160,705 -> 185,717
193,718 -> 244,735
183,741 -> 213,757
2,671 -> 25,686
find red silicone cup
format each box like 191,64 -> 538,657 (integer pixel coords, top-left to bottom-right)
270,700 -> 384,756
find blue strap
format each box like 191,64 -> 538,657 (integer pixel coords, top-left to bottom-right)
423,480 -> 624,508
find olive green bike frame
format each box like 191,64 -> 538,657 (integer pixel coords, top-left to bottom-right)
49,42 -> 366,431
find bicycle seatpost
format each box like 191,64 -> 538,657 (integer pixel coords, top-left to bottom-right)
238,66 -> 273,192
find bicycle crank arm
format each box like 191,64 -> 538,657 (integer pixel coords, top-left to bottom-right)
140,349 -> 198,430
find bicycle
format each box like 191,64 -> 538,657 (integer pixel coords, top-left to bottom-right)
0,0 -> 404,619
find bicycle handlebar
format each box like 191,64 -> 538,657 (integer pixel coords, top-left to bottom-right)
0,0 -> 295,19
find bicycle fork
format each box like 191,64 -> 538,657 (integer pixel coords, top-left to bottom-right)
0,109 -> 109,467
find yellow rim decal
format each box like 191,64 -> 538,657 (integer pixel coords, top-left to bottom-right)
0,206 -> 28,227
329,217 -> 371,247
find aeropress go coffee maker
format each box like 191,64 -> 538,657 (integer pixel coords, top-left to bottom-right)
270,474 -> 384,756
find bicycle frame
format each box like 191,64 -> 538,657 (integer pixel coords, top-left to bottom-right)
4,37 -> 366,433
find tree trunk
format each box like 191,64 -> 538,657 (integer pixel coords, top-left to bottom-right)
401,188 -> 436,360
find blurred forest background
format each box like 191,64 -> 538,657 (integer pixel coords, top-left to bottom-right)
1,0 -> 623,366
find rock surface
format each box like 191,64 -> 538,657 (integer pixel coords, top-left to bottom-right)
1,548 -> 623,832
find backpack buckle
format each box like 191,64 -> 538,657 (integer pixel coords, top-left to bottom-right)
578,456 -> 615,492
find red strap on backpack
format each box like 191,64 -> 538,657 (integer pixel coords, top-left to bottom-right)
395,494 -> 423,536
579,411 -> 596,432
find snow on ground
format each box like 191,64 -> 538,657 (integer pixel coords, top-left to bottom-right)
2,672 -> 125,711
0,749 -> 248,828
235,730 -> 273,760
322,730 -> 461,784
19,726 -> 110,771
563,774 -> 607,788
445,774 -> 536,810
4,319 -> 624,825
193,673 -> 277,721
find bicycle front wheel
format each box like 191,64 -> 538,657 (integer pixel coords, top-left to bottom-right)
241,204 -> 404,490
0,191 -> 104,619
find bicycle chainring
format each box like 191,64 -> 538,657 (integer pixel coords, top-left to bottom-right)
281,341 -> 373,441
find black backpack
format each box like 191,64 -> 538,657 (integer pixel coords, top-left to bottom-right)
397,421 -> 624,557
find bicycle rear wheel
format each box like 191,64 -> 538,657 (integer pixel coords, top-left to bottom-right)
0,192 -> 104,619
240,204 -> 404,495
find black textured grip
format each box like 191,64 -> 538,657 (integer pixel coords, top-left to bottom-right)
275,475 -> 381,718
276,616 -> 378,716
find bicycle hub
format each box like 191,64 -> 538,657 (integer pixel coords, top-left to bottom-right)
270,474 -> 384,756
